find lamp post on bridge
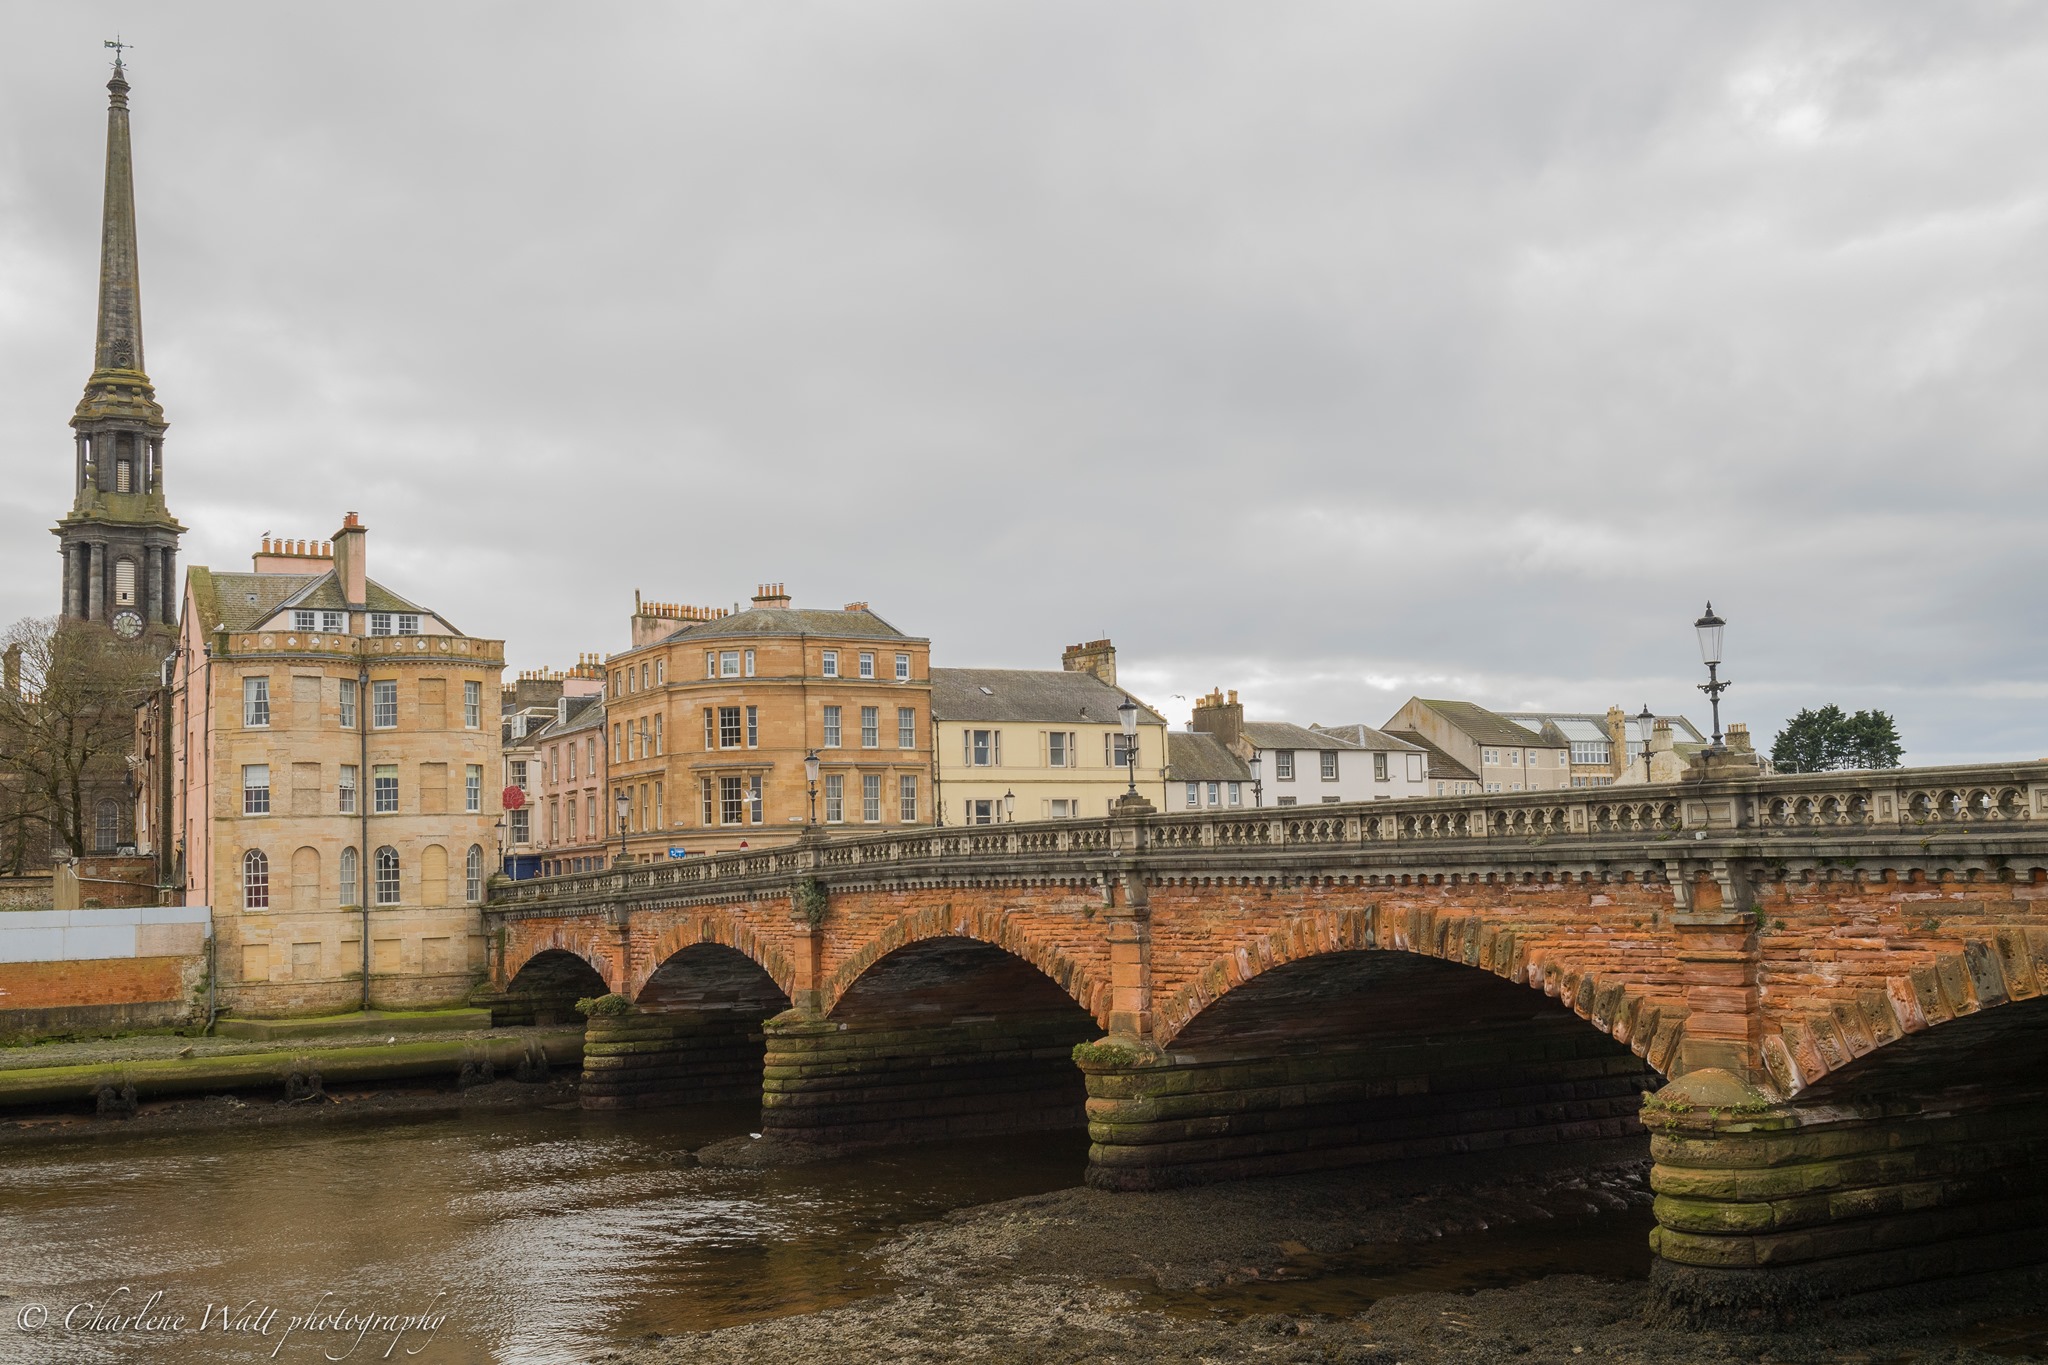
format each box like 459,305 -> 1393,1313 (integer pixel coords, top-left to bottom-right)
1636,704 -> 1655,780
804,750 -> 820,827
1694,602 -> 1730,751
1116,696 -> 1139,796
1003,789 -> 1015,823
613,789 -> 630,866
1249,753 -> 1263,808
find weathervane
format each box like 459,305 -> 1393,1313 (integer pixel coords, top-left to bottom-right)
104,36 -> 132,69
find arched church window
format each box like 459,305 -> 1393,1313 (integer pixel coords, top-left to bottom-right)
94,800 -> 120,852
115,458 -> 133,492
114,558 -> 136,607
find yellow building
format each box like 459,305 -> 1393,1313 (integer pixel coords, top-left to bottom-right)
602,584 -> 934,857
931,640 -> 1168,823
168,515 -> 504,1015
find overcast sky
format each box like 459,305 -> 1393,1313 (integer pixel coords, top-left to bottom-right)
2,4 -> 2043,764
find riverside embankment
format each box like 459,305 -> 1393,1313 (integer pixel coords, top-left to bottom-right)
0,1012 -> 579,1115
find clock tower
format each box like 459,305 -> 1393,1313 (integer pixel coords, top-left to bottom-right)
53,54 -> 184,641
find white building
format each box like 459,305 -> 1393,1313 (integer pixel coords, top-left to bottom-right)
1309,722 -> 1431,800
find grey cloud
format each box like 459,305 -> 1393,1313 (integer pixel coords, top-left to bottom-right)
1,2 -> 2042,764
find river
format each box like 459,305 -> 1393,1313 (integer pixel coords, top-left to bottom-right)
0,1101 -> 1090,1364
1,1101 -> 2036,1365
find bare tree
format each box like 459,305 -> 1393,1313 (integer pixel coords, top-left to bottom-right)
0,617 -> 160,861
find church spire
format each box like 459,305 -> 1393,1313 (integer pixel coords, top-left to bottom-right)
56,50 -> 183,635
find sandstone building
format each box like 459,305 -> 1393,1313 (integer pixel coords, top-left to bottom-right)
500,658 -> 605,878
164,518 -> 505,1015
931,640 -> 1168,822
603,586 -> 932,857
1382,697 -> 1572,794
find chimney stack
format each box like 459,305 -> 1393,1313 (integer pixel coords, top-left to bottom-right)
1061,638 -> 1117,687
1189,687 -> 1244,749
753,583 -> 792,609
332,512 -> 367,607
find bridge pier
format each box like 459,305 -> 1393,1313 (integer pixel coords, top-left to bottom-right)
580,1010 -> 773,1110
757,1007 -> 1094,1149
1647,1033 -> 2048,1321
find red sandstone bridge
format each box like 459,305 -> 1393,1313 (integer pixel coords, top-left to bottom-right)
485,759 -> 2048,1316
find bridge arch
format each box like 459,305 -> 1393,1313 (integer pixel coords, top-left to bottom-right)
501,928 -> 621,997
627,910 -> 801,1005
498,944 -> 616,1029
820,904 -> 1110,1027
1759,930 -> 2048,1097
757,907 -> 1107,1156
1152,905 -> 1686,1072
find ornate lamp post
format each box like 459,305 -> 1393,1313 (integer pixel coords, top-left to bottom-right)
1694,602 -> 1729,749
613,789 -> 630,865
1635,704 -> 1655,779
1248,753 -> 1263,808
1116,697 -> 1140,796
1003,789 -> 1016,823
804,750 -> 820,827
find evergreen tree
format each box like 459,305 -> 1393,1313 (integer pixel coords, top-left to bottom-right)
1771,705 -> 1903,772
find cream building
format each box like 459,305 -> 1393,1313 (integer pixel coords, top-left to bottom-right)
167,515 -> 504,1015
931,641 -> 1168,823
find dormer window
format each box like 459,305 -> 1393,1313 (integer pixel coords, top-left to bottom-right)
293,610 -> 315,631
369,613 -> 392,636
397,614 -> 420,636
322,611 -> 344,633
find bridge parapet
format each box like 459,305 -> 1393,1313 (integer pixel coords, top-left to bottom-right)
488,762 -> 2048,917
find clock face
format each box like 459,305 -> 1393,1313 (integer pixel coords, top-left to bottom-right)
112,611 -> 143,640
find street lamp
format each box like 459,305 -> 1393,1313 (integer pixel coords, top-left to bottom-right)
1003,789 -> 1015,823
494,816 -> 507,877
1635,704 -> 1655,780
804,750 -> 820,826
613,789 -> 630,865
1248,753 -> 1264,808
1116,696 -> 1140,795
1694,602 -> 1729,749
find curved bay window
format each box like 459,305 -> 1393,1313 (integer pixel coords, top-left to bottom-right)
373,846 -> 401,905
242,849 -> 270,910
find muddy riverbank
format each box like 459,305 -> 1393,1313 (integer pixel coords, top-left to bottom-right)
609,1136 -> 2048,1365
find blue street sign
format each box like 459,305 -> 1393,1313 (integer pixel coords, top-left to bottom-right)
666,847 -> 688,860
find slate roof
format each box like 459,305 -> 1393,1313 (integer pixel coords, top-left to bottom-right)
656,606 -> 921,647
1412,699 -> 1567,749
1167,731 -> 1252,782
1386,729 -> 1478,784
931,668 -> 1166,726
534,694 -> 606,741
1240,721 -> 1362,752
186,567 -> 446,633
1311,722 -> 1423,752
1499,710 -> 1705,745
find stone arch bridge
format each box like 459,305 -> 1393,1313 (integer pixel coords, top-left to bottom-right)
487,762 -> 2048,1315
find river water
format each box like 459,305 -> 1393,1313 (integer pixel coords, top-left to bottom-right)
0,1102 -> 1093,1365
0,1100 -> 1718,1365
